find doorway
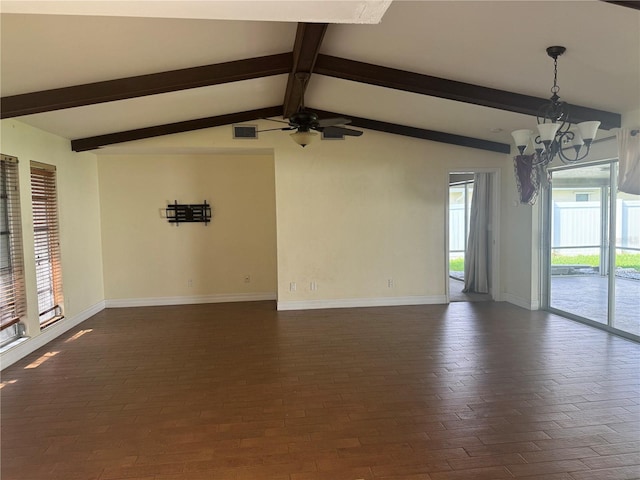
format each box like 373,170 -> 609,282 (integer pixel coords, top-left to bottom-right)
446,169 -> 500,303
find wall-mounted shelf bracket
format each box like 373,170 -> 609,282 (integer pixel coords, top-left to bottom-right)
166,200 -> 212,225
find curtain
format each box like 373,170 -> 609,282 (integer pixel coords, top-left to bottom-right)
513,154 -> 542,205
617,128 -> 640,195
463,173 -> 491,294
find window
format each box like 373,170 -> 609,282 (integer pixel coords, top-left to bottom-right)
575,193 -> 590,202
30,162 -> 64,328
1,154 -> 26,344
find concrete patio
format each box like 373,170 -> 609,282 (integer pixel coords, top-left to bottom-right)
550,275 -> 640,337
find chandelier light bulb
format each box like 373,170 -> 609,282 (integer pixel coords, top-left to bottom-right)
577,121 -> 601,144
511,129 -> 533,154
537,122 -> 561,143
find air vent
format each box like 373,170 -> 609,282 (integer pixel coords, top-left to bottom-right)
233,125 -> 258,139
321,129 -> 345,140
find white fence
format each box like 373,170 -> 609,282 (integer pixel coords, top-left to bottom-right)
552,200 -> 640,252
450,200 -> 640,256
449,203 -> 466,252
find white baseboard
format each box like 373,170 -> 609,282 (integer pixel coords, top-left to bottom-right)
277,295 -> 447,311
0,300 -> 106,371
105,292 -> 276,308
502,293 -> 539,310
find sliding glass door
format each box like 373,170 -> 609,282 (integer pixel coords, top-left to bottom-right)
545,161 -> 639,340
613,186 -> 640,336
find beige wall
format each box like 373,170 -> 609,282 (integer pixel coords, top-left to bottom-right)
0,120 -> 104,336
623,108 -> 639,128
98,123 -> 526,308
502,196 -> 539,309
97,153 -> 277,301
275,130 -> 508,306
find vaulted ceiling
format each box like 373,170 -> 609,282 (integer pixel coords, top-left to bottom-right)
1,1 -> 638,154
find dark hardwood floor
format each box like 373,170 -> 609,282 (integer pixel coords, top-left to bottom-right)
1,301 -> 639,480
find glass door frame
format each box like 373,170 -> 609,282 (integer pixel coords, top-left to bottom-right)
541,158 -> 639,342
448,178 -> 473,280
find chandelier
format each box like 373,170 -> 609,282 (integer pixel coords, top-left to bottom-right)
511,46 -> 600,166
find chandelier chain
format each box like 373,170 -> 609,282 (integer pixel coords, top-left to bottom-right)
551,57 -> 560,95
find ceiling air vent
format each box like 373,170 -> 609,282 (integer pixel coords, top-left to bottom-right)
233,125 -> 258,139
321,129 -> 345,140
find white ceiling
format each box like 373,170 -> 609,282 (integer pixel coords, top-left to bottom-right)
1,1 -> 639,149
0,1 -> 392,24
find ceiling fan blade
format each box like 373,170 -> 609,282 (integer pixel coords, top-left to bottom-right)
256,126 -> 295,132
321,126 -> 363,137
263,117 -> 293,126
317,117 -> 352,127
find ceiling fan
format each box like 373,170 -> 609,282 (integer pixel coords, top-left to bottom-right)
257,73 -> 364,147
260,111 -> 363,147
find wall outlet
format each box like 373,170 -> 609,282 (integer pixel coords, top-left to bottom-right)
290,282 -> 296,292
310,281 -> 318,291
388,278 -> 394,288
188,279 -> 193,288
244,275 -> 251,283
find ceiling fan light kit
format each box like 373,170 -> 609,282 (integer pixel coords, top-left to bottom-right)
290,130 -> 317,147
511,46 -> 600,166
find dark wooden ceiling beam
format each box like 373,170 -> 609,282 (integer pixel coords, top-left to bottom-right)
312,108 -> 510,154
1,54 -> 292,119
601,1 -> 640,10
314,54 -> 621,130
71,105 -> 283,152
71,103 -> 509,154
282,23 -> 328,119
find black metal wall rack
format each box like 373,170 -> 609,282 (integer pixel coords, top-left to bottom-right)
166,200 -> 212,225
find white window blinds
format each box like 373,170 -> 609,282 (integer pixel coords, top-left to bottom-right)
30,162 -> 64,327
0,154 -> 26,331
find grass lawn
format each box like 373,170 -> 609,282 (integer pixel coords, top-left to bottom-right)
449,258 -> 464,272
552,252 -> 640,272
450,252 -> 640,273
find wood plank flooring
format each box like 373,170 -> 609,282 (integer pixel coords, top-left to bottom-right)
1,301 -> 639,480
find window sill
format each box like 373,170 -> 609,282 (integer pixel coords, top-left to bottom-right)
0,336 -> 30,355
40,316 -> 64,330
